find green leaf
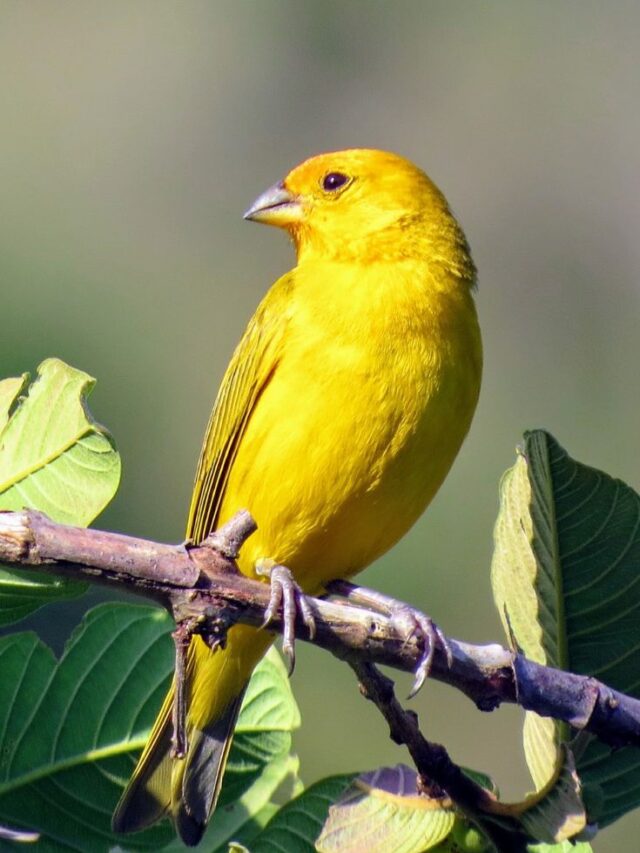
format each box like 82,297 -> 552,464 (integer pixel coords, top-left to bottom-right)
213,754 -> 298,852
0,374 -> 28,429
0,822 -> 40,843
0,358 -> 120,525
444,820 -> 493,852
527,842 -> 593,853
315,765 -> 457,853
0,604 -> 173,852
0,603 -> 300,851
518,746 -> 586,843
491,430 -> 640,828
0,359 -> 121,625
0,568 -> 86,628
218,646 -> 301,811
250,773 -> 356,852
311,765 -> 496,853
159,753 -> 299,853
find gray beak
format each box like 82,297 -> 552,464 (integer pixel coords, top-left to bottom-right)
243,182 -> 302,226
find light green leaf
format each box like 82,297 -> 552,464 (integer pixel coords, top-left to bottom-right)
0,603 -> 301,851
0,359 -> 121,625
316,765 -> 456,853
443,820 -> 493,852
527,841 -> 592,853
0,374 -> 28,429
518,747 -> 585,843
491,430 -> 640,828
0,358 -> 120,525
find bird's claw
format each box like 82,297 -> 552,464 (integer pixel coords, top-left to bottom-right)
256,560 -> 316,675
325,580 -> 451,698
391,605 -> 452,698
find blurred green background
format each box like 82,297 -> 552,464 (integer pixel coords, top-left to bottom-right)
1,2 -> 638,849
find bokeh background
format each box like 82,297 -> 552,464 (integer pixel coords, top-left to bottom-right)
1,2 -> 638,849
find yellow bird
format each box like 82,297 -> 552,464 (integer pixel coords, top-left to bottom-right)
113,149 -> 482,844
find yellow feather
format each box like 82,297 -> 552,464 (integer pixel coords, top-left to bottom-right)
113,149 -> 482,845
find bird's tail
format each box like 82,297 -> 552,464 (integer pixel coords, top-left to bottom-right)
112,623 -> 273,846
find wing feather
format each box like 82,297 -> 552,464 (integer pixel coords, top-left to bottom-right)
186,274 -> 293,543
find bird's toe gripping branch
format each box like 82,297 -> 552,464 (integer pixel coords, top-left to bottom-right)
394,606 -> 452,698
326,580 -> 452,697
256,559 -> 316,674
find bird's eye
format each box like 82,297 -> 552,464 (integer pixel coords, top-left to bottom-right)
321,172 -> 350,192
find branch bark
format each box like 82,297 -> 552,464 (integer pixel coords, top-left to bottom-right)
1,508 -> 639,755
350,661 -> 528,853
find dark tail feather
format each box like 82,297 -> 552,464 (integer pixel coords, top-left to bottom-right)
174,690 -> 246,846
112,691 -> 174,834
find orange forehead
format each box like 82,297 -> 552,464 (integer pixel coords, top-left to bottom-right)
282,148 -> 422,194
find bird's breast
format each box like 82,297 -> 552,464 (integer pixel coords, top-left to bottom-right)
220,262 -> 481,590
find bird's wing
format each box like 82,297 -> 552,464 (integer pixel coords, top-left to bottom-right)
186,273 -> 293,543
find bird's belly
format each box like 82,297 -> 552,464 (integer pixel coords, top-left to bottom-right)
217,336 -> 478,592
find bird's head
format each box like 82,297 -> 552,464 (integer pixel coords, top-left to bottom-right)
244,148 -> 472,273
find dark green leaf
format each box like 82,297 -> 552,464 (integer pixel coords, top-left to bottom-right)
491,430 -> 640,829
250,773 -> 355,852
0,568 -> 86,628
0,603 -> 300,851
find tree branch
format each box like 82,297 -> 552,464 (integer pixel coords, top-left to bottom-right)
1,507 -> 639,757
350,660 -> 528,853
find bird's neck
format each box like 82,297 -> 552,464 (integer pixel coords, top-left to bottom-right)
291,254 -> 477,345
293,213 -> 476,289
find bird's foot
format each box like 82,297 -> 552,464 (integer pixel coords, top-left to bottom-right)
392,605 -> 451,698
256,559 -> 316,675
326,580 -> 451,697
